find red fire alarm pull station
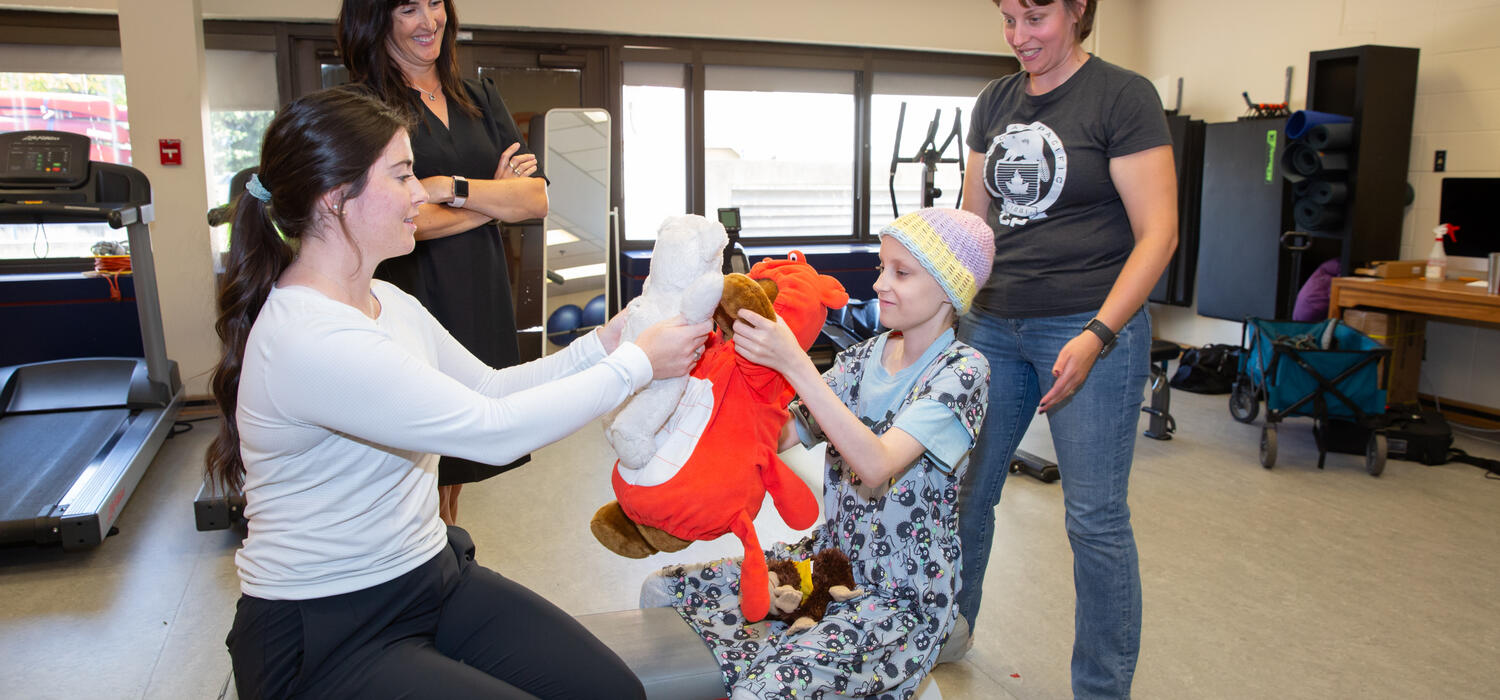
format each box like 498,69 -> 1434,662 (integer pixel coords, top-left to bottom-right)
159,139 -> 182,166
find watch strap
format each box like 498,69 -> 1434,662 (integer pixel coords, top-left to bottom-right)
449,175 -> 468,208
1083,318 -> 1116,353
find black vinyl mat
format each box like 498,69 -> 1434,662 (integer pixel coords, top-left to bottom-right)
0,409 -> 130,525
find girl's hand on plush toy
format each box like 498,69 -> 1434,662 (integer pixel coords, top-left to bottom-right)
635,316 -> 712,379
597,307 -> 630,353
732,310 -> 815,381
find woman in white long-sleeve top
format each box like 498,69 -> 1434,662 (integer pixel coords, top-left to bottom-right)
207,87 -> 709,700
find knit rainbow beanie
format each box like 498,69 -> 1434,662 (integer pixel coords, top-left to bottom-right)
877,208 -> 995,315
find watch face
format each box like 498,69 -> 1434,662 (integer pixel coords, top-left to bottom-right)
454,178 -> 469,198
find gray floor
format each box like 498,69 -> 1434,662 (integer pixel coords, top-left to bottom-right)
2,387 -> 1498,699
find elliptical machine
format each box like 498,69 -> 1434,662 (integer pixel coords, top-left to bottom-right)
887,102 -> 966,219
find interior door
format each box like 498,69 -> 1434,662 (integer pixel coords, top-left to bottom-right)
287,38 -> 348,102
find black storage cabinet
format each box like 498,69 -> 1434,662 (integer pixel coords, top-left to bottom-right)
1195,45 -> 1419,321
1150,112 -> 1206,307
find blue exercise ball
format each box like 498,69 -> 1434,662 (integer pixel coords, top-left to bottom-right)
582,294 -> 607,329
547,304 -> 584,346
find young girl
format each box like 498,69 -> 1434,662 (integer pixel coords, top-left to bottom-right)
640,208 -> 996,699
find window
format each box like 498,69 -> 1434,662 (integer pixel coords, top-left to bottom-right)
869,73 -> 990,232
621,62 -> 686,241
0,44 -> 131,260
205,49 -> 278,259
618,43 -> 1010,246
704,65 -> 854,239
0,43 -> 280,263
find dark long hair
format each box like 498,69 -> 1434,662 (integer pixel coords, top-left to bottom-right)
995,0 -> 1098,42
206,88 -> 411,495
336,0 -> 480,120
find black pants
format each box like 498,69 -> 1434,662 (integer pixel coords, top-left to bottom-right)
227,527 -> 644,699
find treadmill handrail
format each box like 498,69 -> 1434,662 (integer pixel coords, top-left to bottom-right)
0,202 -> 150,228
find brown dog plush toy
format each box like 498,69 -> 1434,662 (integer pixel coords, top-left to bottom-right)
765,548 -> 866,633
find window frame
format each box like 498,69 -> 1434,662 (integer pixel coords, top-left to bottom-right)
617,39 -> 1014,249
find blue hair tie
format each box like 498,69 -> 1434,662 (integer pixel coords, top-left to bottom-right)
245,173 -> 272,202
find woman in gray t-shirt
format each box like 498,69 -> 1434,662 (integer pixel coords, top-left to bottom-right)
951,1 -> 1179,697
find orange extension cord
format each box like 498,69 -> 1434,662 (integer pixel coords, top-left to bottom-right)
91,254 -> 132,302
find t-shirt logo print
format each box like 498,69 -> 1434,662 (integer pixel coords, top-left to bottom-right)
984,122 -> 1067,226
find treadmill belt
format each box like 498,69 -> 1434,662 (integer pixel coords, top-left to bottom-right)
0,409 -> 130,524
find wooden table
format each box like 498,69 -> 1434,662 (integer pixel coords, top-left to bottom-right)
1329,277 -> 1500,325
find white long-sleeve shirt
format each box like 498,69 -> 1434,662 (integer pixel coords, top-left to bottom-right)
234,281 -> 651,600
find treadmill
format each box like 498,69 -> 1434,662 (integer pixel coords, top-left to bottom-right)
0,130 -> 184,550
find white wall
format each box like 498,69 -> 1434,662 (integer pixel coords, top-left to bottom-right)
11,0 -> 1012,53
194,0 -> 1011,55
1098,0 -> 1500,410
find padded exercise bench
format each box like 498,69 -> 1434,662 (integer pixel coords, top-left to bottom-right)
577,607 -> 727,699
1142,339 -> 1182,440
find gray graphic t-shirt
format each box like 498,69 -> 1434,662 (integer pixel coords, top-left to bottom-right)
966,56 -> 1170,318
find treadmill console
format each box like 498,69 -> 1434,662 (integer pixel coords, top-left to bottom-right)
1,131 -> 91,188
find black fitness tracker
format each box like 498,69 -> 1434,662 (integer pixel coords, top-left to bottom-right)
449,175 -> 468,208
1083,318 -> 1117,355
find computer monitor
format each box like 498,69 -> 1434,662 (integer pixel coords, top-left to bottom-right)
1437,178 -> 1500,262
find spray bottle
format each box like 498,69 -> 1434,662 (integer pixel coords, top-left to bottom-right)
1426,223 -> 1458,281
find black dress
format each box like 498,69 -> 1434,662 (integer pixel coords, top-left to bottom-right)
374,77 -> 544,485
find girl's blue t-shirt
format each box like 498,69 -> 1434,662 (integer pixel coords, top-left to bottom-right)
795,328 -> 973,473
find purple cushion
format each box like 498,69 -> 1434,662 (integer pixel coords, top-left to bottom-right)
1292,258 -> 1342,321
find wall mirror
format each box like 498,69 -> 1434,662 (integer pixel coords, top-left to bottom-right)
533,107 -> 613,356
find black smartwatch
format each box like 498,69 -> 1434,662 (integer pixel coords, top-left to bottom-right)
1083,318 -> 1117,355
449,175 -> 468,208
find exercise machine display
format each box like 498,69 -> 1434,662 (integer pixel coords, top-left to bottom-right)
0,130 -> 183,550
717,206 -> 747,274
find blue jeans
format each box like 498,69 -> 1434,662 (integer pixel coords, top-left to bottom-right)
956,308 -> 1149,699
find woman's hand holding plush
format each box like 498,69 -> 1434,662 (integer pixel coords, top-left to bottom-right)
633,316 -> 712,379
596,308 -> 629,354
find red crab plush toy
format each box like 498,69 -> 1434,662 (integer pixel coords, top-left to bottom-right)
591,252 -> 848,622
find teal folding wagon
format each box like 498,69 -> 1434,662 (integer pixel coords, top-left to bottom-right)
1228,318 -> 1390,475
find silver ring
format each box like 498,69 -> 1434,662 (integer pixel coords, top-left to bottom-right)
512,165 -> 523,175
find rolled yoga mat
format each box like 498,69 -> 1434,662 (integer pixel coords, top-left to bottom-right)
1309,180 -> 1348,205
1285,110 -> 1352,140
1282,145 -> 1306,183
1305,122 -> 1353,150
1294,197 -> 1344,230
1292,146 -> 1349,177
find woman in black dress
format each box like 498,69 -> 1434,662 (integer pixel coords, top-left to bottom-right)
338,0 -> 547,525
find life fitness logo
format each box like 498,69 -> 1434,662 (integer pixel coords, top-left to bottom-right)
984,122 -> 1067,226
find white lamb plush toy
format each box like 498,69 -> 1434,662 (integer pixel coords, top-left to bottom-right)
604,214 -> 728,472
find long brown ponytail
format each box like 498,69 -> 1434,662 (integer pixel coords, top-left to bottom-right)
206,88 -> 411,495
